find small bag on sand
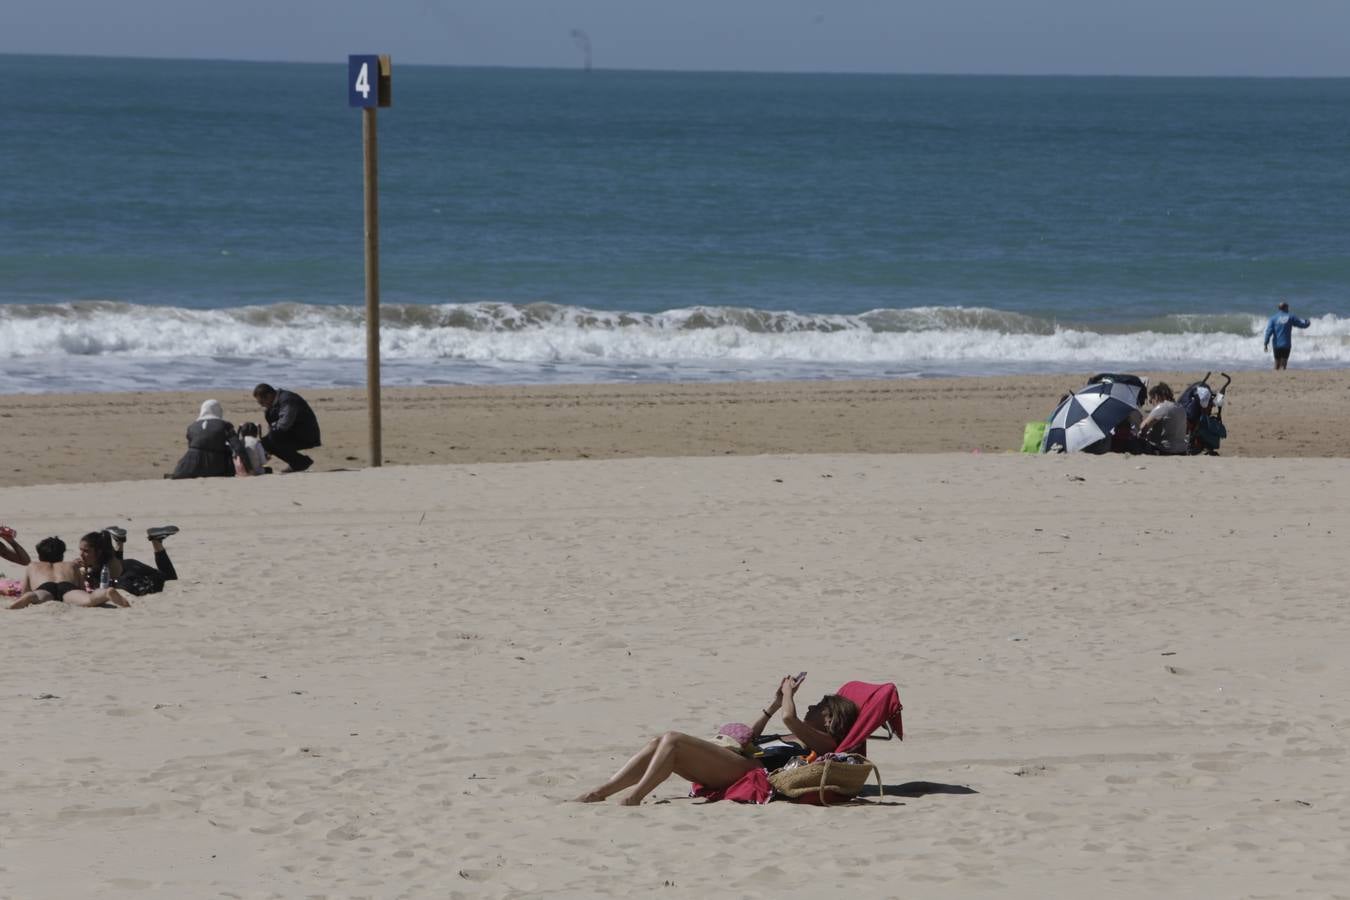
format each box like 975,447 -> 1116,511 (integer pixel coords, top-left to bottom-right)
1021,421 -> 1049,453
767,754 -> 881,805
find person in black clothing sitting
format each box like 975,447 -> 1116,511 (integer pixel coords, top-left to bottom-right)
252,383 -> 321,473
171,399 -> 237,479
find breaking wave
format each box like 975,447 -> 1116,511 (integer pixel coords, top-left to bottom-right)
2,301 -> 1347,393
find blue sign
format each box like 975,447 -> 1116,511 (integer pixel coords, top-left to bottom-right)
348,55 -> 380,108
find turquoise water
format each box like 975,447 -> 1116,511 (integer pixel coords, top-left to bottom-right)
3,55 -> 1348,392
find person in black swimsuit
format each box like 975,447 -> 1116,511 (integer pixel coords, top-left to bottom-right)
34,580 -> 78,601
10,536 -> 129,609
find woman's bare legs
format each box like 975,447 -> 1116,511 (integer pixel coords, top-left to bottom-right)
576,732 -> 756,805
576,736 -> 661,802
94,587 -> 130,608
64,588 -> 130,608
9,589 -> 54,609
621,732 -> 755,805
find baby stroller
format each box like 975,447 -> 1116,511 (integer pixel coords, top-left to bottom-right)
1177,372 -> 1229,455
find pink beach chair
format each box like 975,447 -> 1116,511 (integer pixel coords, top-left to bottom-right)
693,679 -> 904,803
834,680 -> 904,755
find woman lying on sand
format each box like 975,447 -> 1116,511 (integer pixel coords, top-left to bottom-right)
10,536 -> 130,608
575,674 -> 858,805
103,525 -> 180,595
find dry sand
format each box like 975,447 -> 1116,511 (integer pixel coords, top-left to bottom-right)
2,375 -> 1349,897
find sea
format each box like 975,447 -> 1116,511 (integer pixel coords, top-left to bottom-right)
4,54 -> 1349,395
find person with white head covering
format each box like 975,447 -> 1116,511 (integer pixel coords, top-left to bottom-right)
170,399 -> 237,479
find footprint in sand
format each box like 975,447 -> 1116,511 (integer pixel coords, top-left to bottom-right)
1191,759 -> 1239,773
327,823 -> 362,841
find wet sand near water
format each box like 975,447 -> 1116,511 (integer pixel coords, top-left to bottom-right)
0,369 -> 1345,487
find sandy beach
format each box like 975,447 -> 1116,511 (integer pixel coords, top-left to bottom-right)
1,370 -> 1347,488
2,374 -> 1349,897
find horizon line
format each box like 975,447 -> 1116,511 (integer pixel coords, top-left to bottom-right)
3,50 -> 1348,81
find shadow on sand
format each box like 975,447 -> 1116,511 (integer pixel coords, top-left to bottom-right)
860,781 -> 979,799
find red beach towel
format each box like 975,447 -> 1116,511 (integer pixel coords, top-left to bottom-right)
835,681 -> 903,756
690,767 -> 772,804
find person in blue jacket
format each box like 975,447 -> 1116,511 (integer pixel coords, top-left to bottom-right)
1263,301 -> 1311,370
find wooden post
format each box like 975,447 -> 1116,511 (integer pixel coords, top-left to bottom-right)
362,106 -> 382,467
350,53 -> 390,467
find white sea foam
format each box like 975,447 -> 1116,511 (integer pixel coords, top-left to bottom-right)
2,301 -> 1346,394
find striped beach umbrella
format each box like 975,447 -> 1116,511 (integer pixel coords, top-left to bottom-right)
1042,374 -> 1147,454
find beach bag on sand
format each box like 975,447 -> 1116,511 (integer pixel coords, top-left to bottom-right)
768,754 -> 882,805
1193,415 -> 1227,453
1021,421 -> 1048,454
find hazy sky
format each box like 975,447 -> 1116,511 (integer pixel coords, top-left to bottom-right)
4,0 -> 1349,76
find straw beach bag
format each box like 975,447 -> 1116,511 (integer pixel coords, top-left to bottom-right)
767,755 -> 882,806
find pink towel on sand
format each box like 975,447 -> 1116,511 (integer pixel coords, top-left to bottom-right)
690,767 -> 772,804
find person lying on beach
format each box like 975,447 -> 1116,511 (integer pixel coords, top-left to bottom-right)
575,674 -> 858,805
171,399 -> 237,479
72,530 -> 133,606
9,536 -> 130,609
103,525 -> 181,596
0,524 -> 30,566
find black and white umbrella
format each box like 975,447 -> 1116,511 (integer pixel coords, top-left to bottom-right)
1042,374 -> 1147,454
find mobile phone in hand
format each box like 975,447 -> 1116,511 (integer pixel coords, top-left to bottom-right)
792,671 -> 807,686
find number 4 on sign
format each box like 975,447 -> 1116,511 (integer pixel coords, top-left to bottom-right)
348,55 -> 390,108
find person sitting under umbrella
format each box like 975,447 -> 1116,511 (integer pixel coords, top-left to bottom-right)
1134,383 -> 1189,455
1042,373 -> 1147,454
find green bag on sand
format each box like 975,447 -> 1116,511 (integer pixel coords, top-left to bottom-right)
1020,421 -> 1048,454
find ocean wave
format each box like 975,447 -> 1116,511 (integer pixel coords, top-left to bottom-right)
2,301 -> 1348,367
